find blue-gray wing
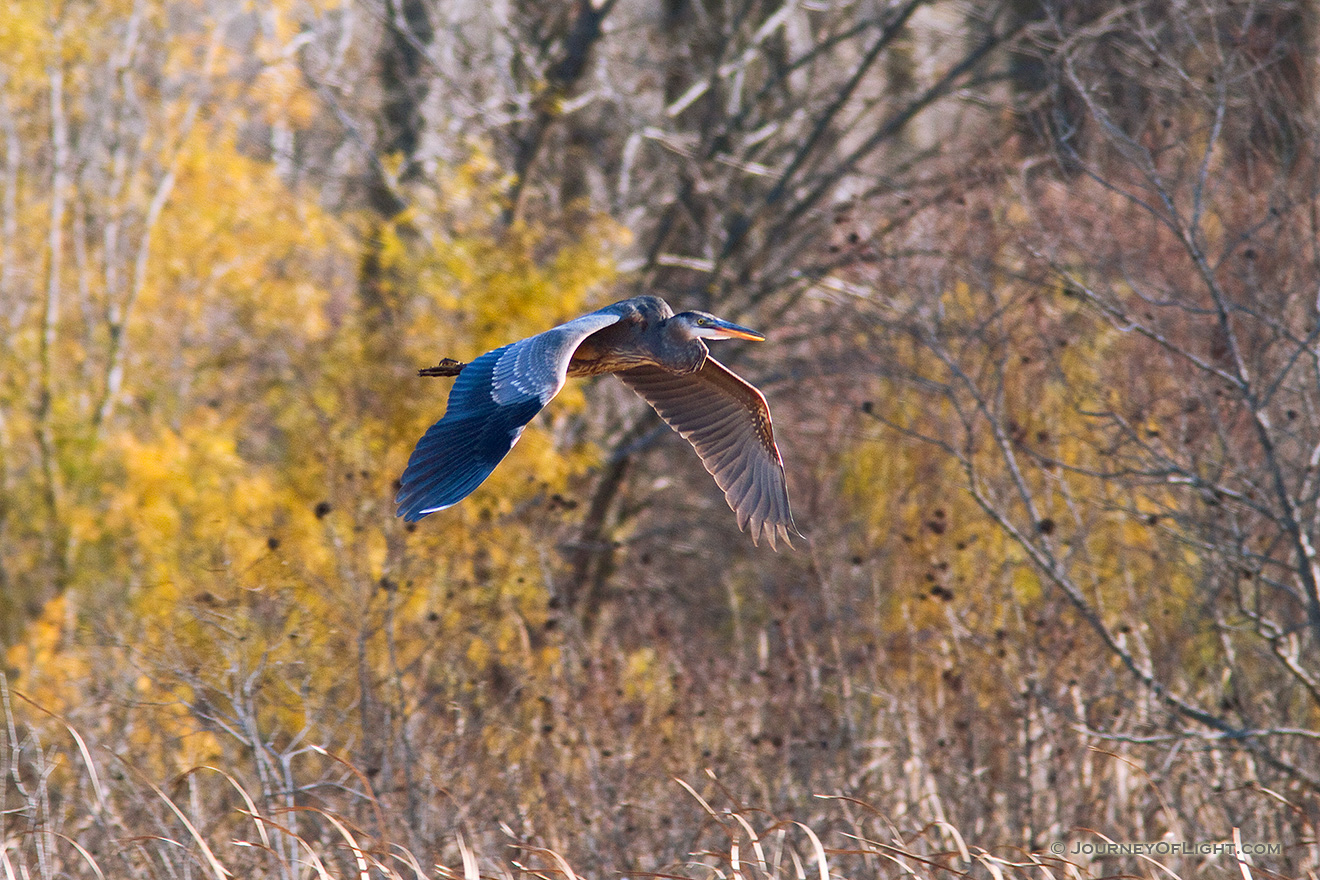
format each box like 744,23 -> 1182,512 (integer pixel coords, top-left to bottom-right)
396,312 -> 622,521
618,359 -> 800,549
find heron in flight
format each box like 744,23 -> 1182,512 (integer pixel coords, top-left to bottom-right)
396,296 -> 800,548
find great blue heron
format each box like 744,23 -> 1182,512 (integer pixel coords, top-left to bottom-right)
396,296 -> 801,548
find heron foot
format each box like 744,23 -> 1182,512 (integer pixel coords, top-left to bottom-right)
419,358 -> 466,377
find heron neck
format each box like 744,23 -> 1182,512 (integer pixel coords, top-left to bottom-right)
662,325 -> 709,374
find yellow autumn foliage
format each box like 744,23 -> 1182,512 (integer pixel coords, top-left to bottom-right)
2,0 -> 628,773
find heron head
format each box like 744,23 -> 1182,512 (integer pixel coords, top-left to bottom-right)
672,311 -> 766,342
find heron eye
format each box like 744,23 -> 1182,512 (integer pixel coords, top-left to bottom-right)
697,317 -> 709,326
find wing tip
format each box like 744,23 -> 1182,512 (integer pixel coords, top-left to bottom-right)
395,498 -> 456,522
747,516 -> 805,551
395,459 -> 494,522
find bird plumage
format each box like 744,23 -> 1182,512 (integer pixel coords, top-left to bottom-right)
396,310 -> 621,518
397,296 -> 801,548
617,360 -> 797,548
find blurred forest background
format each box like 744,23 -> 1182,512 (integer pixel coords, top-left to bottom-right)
2,0 -> 1319,877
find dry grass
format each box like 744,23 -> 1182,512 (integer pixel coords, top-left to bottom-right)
4,655 -> 1308,880
0,713 -> 1172,880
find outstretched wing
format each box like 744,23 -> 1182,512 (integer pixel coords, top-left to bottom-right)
618,359 -> 800,549
396,312 -> 622,521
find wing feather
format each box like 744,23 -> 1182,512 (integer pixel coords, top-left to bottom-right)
397,312 -> 622,521
618,358 -> 800,549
